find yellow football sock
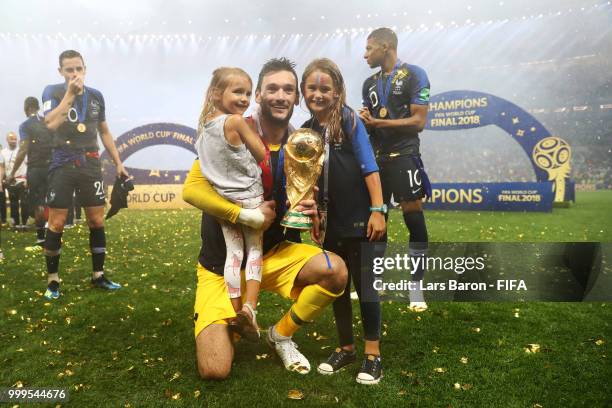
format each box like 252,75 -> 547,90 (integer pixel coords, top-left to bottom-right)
275,312 -> 301,338
275,284 -> 343,338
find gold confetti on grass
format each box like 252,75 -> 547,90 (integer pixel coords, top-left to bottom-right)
255,354 -> 269,360
193,390 -> 201,398
595,339 -> 604,346
460,357 -> 469,364
287,390 -> 304,400
471,327 -> 481,333
524,344 -> 541,354
169,371 -> 181,381
452,382 -> 473,390
171,393 -> 181,400
433,367 -> 446,373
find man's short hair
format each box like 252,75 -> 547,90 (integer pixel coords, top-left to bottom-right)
59,50 -> 84,67
368,27 -> 398,50
24,97 -> 39,113
256,57 -> 299,93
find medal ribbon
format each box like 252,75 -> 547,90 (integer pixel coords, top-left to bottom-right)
75,88 -> 88,123
376,60 -> 401,113
259,139 -> 274,199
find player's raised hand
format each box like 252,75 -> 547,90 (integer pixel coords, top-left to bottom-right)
67,76 -> 83,95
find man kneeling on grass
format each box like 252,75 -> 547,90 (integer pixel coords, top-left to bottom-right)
183,58 -> 348,379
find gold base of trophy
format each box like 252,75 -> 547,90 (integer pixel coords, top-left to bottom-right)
280,210 -> 313,230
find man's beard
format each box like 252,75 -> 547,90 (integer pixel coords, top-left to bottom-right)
260,101 -> 293,126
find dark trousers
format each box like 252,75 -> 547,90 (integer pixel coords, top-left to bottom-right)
325,237 -> 385,346
0,189 -> 6,222
8,183 -> 28,225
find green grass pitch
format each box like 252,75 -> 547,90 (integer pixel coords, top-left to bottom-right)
1,191 -> 610,407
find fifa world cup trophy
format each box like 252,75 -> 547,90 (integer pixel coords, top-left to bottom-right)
532,136 -> 571,202
280,129 -> 325,229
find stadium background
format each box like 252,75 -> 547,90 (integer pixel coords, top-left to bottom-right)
0,0 -> 610,190
1,0 -> 610,406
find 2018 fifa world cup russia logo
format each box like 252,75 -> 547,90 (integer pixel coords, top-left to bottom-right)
532,136 -> 571,202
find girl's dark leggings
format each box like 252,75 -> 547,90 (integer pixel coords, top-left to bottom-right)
325,237 -> 385,346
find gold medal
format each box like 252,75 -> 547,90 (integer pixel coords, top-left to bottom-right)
77,123 -> 87,133
379,107 -> 388,118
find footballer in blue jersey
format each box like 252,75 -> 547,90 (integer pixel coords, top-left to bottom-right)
40,50 -> 128,299
359,28 -> 431,311
9,97 -> 53,245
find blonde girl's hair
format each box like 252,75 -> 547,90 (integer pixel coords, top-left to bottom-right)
300,58 -> 356,144
197,67 -> 252,133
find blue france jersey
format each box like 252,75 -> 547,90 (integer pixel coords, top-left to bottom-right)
42,83 -> 106,151
362,63 -> 430,157
302,106 -> 379,239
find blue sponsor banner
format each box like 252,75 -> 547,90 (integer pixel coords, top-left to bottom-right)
424,182 -> 554,212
